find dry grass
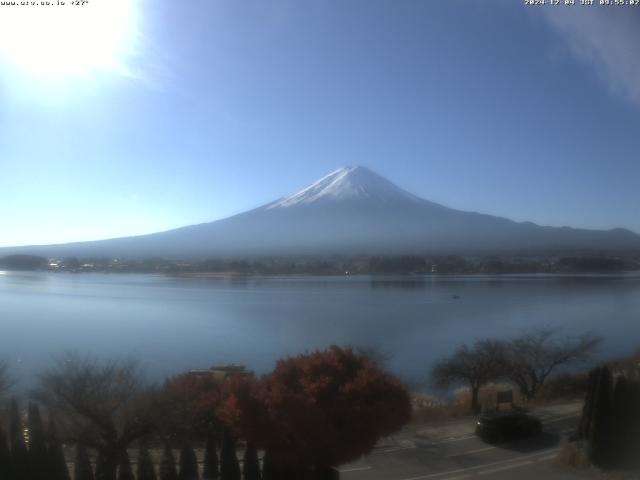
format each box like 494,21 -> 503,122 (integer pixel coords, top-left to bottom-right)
555,443 -> 591,468
412,372 -> 591,424
533,373 -> 589,404
455,383 -> 525,411
411,383 -> 526,423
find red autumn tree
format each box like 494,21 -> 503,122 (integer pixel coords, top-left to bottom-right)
219,346 -> 412,471
160,372 -> 224,439
217,373 -> 269,446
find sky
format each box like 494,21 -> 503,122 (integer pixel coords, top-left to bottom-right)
1,0 -> 639,247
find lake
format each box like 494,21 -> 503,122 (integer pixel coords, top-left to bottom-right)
1,271 -> 639,388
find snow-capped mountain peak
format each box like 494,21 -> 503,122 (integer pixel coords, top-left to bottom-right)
266,166 -> 420,209
3,165 -> 640,258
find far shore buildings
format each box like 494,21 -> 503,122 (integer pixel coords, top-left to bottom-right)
188,363 -> 247,380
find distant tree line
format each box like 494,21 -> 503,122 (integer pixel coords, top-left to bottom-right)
1,253 -> 638,275
0,346 -> 411,480
0,255 -> 49,271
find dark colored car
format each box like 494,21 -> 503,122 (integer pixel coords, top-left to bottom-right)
475,412 -> 542,443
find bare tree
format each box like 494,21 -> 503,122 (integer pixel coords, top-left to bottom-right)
354,345 -> 394,368
33,353 -> 156,480
505,328 -> 601,401
0,360 -> 13,400
431,339 -> 507,414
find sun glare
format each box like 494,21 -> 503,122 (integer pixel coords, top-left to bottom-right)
0,0 -> 136,78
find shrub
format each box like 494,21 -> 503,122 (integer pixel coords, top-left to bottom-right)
219,346 -> 411,471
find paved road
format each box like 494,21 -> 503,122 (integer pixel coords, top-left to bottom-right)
339,403 -> 596,480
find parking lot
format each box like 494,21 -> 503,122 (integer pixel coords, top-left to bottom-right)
339,403 -> 600,480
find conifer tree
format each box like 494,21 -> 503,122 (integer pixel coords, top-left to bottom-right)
219,428 -> 240,480
95,452 -> 108,480
202,432 -> 219,480
242,443 -> 260,480
578,367 -> 600,439
159,444 -> 178,480
579,365 -> 640,470
610,376 -> 631,467
629,381 -> 640,470
118,450 -> 135,480
74,444 -> 95,480
10,398 -> 29,480
28,403 -> 48,480
47,414 -> 71,480
137,444 -> 157,480
260,451 -> 279,480
179,442 -> 199,480
588,365 -> 613,467
0,422 -> 11,480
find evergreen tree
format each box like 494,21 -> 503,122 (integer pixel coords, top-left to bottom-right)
629,381 -> 640,470
610,376 -> 631,467
47,414 -> 71,480
588,365 -> 613,467
74,444 -> 95,480
260,451 -> 279,480
28,403 -> 48,480
137,444 -> 157,480
9,398 -> 29,480
159,444 -> 178,480
611,375 -> 640,469
0,423 -> 11,480
95,452 -> 108,480
219,428 -> 240,480
179,442 -> 199,480
202,432 -> 219,480
242,443 -> 260,480
579,366 -> 640,470
118,450 -> 135,480
578,367 -> 600,439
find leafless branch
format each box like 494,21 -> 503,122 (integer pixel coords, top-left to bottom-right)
0,359 -> 14,399
505,328 -> 601,400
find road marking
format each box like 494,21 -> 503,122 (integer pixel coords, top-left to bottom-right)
542,414 -> 579,424
478,460 -> 532,475
446,446 -> 496,458
435,435 -> 475,444
338,466 -> 372,473
378,446 -> 418,453
398,448 -> 559,480
373,434 -> 475,455
478,453 -> 557,475
534,454 -> 557,462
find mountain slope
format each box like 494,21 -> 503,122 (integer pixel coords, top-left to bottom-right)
3,166 -> 640,258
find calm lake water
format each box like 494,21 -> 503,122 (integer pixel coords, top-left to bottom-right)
1,271 -> 639,387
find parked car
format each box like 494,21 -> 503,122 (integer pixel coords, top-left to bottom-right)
475,412 -> 542,443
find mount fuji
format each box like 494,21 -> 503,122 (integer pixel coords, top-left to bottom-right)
4,166 -> 640,258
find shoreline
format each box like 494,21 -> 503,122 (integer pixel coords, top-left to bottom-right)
2,269 -> 640,279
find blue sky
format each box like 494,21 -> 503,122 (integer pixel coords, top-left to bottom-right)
1,0 -> 639,247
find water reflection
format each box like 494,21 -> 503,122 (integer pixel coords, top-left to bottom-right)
370,276 -> 427,289
0,272 -> 639,386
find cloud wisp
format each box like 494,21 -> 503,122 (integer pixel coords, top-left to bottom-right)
542,8 -> 640,106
